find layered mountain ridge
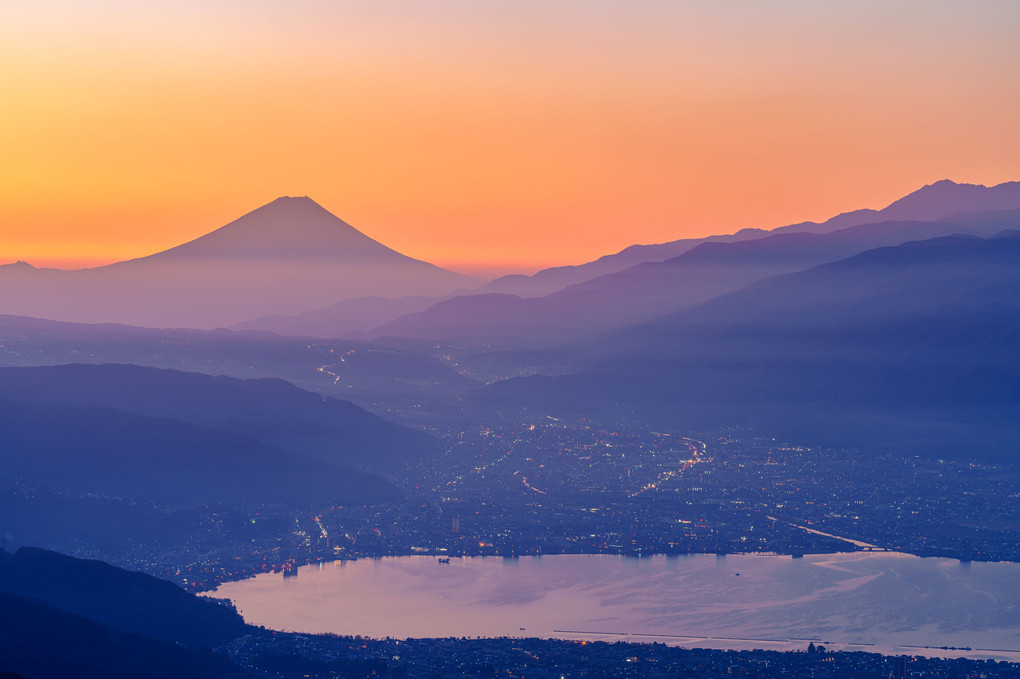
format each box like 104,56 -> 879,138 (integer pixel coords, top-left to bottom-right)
235,179 -> 1020,340
364,210 -> 1020,343
474,229 -> 1020,461
472,179 -> 1020,298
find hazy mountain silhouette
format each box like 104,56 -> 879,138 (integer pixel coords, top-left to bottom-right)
0,476 -> 215,555
0,399 -> 398,506
875,179 -> 1020,223
0,316 -> 482,406
475,230 -> 1020,461
476,231 -> 764,298
0,197 -> 477,328
0,363 -> 440,468
474,179 -> 1020,298
232,294 -> 442,338
367,211 -> 1015,343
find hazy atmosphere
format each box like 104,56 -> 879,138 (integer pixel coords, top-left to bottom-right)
2,3 -> 1019,679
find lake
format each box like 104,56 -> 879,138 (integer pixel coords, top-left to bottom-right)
210,552 -> 1020,661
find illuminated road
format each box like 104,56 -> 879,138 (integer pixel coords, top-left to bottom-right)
766,517 -> 885,550
630,435 -> 708,497
514,471 -> 548,495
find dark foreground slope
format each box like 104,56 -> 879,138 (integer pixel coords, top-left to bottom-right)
0,399 -> 397,506
0,547 -> 252,678
0,363 -> 440,467
477,231 -> 1020,461
0,595 -> 252,679
0,547 -> 246,646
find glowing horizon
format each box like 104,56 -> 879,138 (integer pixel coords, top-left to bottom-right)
2,1 -> 1019,277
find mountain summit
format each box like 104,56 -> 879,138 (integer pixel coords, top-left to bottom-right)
877,179 -> 1020,222
0,198 -> 478,328
141,196 -> 412,263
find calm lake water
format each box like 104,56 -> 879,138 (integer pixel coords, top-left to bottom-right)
210,552 -> 1020,661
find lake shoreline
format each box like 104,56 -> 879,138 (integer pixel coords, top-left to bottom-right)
209,552 -> 1020,662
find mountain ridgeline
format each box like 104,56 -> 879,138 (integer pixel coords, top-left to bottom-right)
1,179 -> 1019,471
0,363 -> 441,468
0,364 -> 451,508
0,318 -> 482,404
437,178 -> 1020,299
237,180 -> 1020,342
0,398 -> 398,506
0,197 -> 477,329
0,364 -> 444,564
364,214 -> 1016,342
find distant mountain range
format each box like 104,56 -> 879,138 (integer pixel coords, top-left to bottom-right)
474,178 -> 1020,297
475,229 -> 1020,461
3,180 -> 1018,337
236,179 -> 1020,341
2,179 -> 1017,465
0,197 -> 477,329
366,208 -> 1020,343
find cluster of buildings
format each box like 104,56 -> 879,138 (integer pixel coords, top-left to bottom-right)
79,418 -> 1019,592
223,631 -> 1020,679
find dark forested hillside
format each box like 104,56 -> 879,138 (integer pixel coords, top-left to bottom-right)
0,363 -> 441,468
0,399 -> 398,506
0,547 -> 247,646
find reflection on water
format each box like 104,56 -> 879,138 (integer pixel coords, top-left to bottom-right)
210,552 -> 1020,661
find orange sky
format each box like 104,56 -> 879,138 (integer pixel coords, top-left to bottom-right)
2,1 -> 1019,277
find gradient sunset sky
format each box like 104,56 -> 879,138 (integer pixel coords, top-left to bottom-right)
2,1 -> 1019,276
